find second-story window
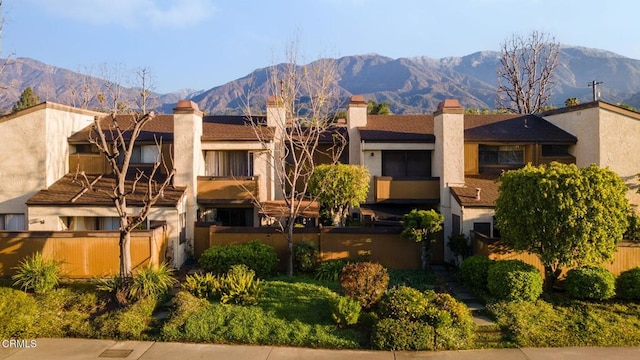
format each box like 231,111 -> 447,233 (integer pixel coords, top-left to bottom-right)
205,151 -> 254,177
382,150 -> 431,178
128,145 -> 159,164
479,145 -> 524,166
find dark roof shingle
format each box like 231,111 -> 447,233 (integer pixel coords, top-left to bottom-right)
26,173 -> 185,207
450,175 -> 501,208
358,115 -> 435,142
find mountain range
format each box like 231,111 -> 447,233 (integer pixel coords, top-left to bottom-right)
2,45 -> 640,115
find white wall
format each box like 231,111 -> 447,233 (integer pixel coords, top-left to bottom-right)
545,105 -> 640,209
0,104 -> 101,221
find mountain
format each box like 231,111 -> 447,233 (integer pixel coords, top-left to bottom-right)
3,46 -> 640,115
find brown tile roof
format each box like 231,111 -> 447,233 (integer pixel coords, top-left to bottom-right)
464,114 -> 577,143
359,115 -> 435,142
450,174 -> 501,208
202,115 -> 274,141
357,114 -> 577,144
69,114 -> 273,144
68,115 -> 174,144
26,173 -> 185,207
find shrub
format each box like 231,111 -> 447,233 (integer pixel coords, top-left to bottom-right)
129,263 -> 177,301
378,286 -> 428,321
182,272 -> 221,300
624,213 -> 640,242
218,265 -> 263,305
565,266 -> 615,300
371,318 -> 434,350
448,233 -> 470,261
423,291 -> 475,350
459,255 -> 494,291
487,260 -> 543,302
330,295 -> 361,327
340,262 -> 389,309
12,252 -> 62,294
294,241 -> 318,273
315,259 -> 347,282
198,241 -> 278,278
616,267 -> 640,300
97,296 -> 158,339
0,287 -> 39,338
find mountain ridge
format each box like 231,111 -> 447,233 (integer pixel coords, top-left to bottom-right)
2,45 -> 640,115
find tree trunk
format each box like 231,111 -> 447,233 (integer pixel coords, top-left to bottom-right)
421,241 -> 428,271
543,265 -> 561,292
119,230 -> 132,279
287,222 -> 294,277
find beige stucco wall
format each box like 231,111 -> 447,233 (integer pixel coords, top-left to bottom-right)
28,202 -> 185,267
544,107 -> 600,168
362,150 -> 381,203
545,106 -> 640,209
0,104 -> 101,220
597,108 -> 640,208
173,106 -> 203,262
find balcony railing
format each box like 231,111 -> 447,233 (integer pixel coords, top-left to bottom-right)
374,176 -> 440,203
197,176 -> 259,203
69,154 -> 109,174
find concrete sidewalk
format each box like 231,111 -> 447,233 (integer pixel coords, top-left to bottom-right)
1,339 -> 639,360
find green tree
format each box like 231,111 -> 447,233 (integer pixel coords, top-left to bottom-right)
367,100 -> 391,115
401,209 -> 443,270
13,86 -> 40,112
495,162 -> 630,291
564,97 -> 579,107
308,163 -> 370,226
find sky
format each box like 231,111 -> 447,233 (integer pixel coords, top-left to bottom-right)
4,0 -> 640,94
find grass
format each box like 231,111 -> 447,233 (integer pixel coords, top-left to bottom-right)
487,294 -> 640,347
161,280 -> 366,348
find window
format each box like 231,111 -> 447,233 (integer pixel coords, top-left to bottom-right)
129,145 -> 159,164
73,144 -> 99,154
179,212 -> 186,244
478,145 -> 524,166
542,144 -> 570,157
382,150 -> 431,178
473,222 -> 491,237
452,214 -> 461,236
0,214 -> 25,230
202,207 -> 254,226
205,151 -> 254,177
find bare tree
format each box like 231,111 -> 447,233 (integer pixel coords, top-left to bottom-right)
65,65 -> 98,109
496,31 -> 560,114
74,68 -> 175,301
244,43 -> 345,276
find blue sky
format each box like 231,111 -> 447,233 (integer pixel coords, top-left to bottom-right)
4,0 -> 640,93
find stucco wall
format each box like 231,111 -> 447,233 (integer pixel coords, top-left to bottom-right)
545,105 -> 640,209
0,104 -> 99,219
544,107 -> 600,168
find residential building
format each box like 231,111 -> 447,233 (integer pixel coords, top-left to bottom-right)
1,96 -> 639,268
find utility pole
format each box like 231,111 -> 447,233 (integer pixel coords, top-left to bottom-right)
588,80 -> 603,101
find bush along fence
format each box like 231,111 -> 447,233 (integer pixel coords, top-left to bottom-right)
471,231 -> 640,277
194,224 -> 446,270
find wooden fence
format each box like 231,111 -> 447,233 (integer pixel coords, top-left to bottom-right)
0,226 -> 167,278
472,231 -> 640,276
194,224 -> 445,270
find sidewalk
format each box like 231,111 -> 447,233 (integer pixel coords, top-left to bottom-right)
1,339 -> 639,360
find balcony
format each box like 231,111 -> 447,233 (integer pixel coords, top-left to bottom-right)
69,154 -> 109,174
197,176 -> 259,203
374,176 -> 440,203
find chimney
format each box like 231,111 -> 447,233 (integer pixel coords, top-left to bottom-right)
173,100 -> 203,266
434,99 -> 465,261
347,95 -> 368,165
475,188 -> 481,201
